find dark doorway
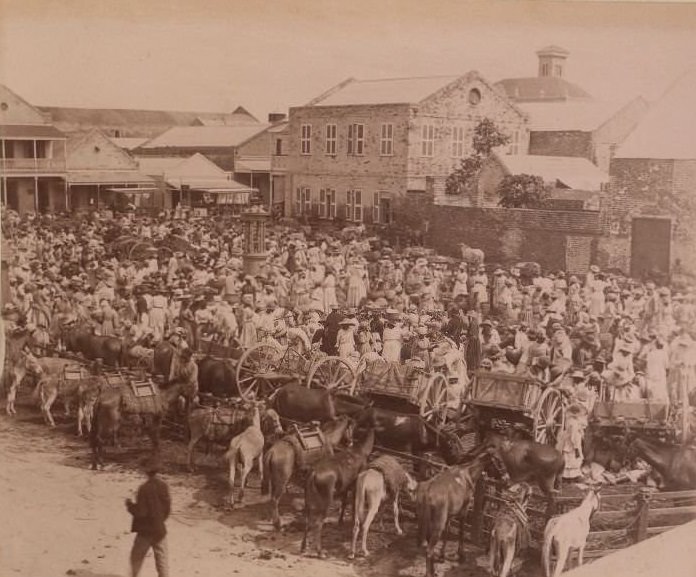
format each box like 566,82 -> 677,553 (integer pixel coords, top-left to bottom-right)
631,217 -> 671,279
37,181 -> 50,213
4,180 -> 18,212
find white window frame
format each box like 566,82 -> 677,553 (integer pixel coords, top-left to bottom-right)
346,189 -> 362,222
451,126 -> 465,158
294,188 -> 302,216
320,188 -> 336,219
303,186 -> 311,215
380,123 -> 393,156
300,124 -> 312,155
421,124 -> 435,157
325,124 -> 337,155
347,123 -> 365,156
373,191 -> 380,224
508,129 -> 521,155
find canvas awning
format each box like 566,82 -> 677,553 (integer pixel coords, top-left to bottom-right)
235,158 -> 271,172
105,187 -> 159,194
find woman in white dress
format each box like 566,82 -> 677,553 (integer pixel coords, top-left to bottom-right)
322,267 -> 338,313
336,319 -> 356,359
346,259 -> 365,308
381,312 -> 403,362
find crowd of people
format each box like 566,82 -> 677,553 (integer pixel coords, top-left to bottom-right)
3,209 -> 696,419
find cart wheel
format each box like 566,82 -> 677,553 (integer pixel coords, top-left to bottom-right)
306,356 -> 356,394
235,344 -> 283,400
421,373 -> 449,427
354,355 -> 389,392
534,387 -> 565,445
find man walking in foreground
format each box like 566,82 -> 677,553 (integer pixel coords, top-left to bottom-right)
126,457 -> 171,577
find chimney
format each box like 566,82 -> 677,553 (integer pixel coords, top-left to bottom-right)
268,113 -> 287,123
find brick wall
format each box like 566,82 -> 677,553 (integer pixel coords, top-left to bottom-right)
426,204 -> 600,271
529,131 -> 593,160
600,157 -> 696,274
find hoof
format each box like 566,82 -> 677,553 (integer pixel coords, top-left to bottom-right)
317,550 -> 328,560
348,552 -> 355,560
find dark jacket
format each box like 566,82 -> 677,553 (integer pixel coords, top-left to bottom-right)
127,476 -> 171,542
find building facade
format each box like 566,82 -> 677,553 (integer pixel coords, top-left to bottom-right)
286,71 -> 528,224
0,84 -> 68,214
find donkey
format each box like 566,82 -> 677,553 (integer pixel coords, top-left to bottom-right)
225,403 -> 282,508
488,482 -> 533,577
416,450 -> 501,577
541,486 -> 601,577
302,427 -> 375,558
263,416 -> 354,530
349,455 -> 417,559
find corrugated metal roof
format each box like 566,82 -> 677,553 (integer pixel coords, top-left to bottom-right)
0,124 -> 65,139
311,75 -> 461,106
141,125 -> 270,149
615,70 -> 696,160
497,154 -> 608,190
495,77 -> 591,102
520,100 -> 631,131
67,170 -> 154,185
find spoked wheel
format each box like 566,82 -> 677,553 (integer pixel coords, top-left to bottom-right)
235,344 -> 283,400
354,354 -> 390,394
420,373 -> 449,427
533,387 -> 565,445
306,356 -> 357,394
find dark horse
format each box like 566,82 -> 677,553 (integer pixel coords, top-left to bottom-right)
471,432 -> 565,498
369,407 -> 465,474
62,323 -> 122,366
629,437 -> 696,489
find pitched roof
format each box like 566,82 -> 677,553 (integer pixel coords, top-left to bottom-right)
495,77 -> 591,102
136,156 -> 187,177
615,71 -> 696,160
110,137 -> 148,151
140,125 -> 270,149
0,124 -> 65,139
496,154 -> 609,190
67,170 -> 154,185
519,100 -> 640,132
308,75 -> 462,106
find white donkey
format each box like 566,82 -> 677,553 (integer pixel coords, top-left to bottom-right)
542,486 -> 601,577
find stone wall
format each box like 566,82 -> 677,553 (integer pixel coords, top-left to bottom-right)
426,203 -> 601,271
599,157 -> 696,274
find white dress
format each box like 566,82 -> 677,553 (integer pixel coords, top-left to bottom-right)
382,326 -> 402,363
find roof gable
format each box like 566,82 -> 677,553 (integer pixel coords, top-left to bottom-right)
67,129 -> 139,170
615,71 -> 696,160
165,153 -> 229,180
308,75 -> 462,107
0,84 -> 51,125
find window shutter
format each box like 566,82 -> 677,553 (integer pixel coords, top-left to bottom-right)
373,192 -> 380,224
347,124 -> 353,155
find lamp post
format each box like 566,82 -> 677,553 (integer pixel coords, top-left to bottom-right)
241,200 -> 270,276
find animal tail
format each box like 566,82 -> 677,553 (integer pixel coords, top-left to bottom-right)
416,490 -> 429,547
261,448 -> 273,495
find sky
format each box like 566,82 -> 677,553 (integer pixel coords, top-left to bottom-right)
1,0 -> 696,120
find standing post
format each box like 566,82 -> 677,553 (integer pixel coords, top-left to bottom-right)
634,488 -> 651,543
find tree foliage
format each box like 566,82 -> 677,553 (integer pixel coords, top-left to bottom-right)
496,173 -> 551,209
445,118 -> 511,196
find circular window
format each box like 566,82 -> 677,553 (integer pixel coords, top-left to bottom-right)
0,102 -> 8,111
468,88 -> 481,105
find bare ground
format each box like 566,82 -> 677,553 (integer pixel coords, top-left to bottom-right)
0,397 -> 534,577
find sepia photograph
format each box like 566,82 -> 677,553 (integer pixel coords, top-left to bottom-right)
1,1 -> 696,576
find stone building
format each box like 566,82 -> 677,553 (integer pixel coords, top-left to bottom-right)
599,72 -> 696,277
286,71 -> 528,223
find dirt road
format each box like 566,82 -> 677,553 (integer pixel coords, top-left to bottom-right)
0,410 -> 491,577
